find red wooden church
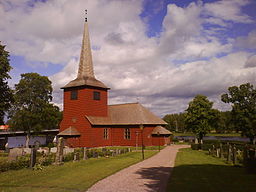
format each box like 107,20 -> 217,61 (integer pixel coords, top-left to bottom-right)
59,19 -> 171,148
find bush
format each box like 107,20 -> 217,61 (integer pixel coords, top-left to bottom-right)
203,140 -> 221,145
244,149 -> 256,174
63,152 -> 74,162
39,154 -> 55,166
0,156 -> 29,172
191,144 -> 199,150
0,153 -> 8,157
201,144 -> 213,151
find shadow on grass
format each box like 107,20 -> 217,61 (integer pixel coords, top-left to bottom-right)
167,164 -> 256,192
135,166 -> 173,192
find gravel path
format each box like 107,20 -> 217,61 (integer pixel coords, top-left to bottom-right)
87,145 -> 189,192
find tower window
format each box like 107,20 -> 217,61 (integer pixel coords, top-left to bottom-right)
124,128 -> 131,140
93,91 -> 100,100
103,128 -> 108,139
71,90 -> 78,100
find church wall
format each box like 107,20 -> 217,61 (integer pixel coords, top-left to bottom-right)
152,136 -> 171,146
60,86 -> 108,148
62,87 -> 108,118
110,126 -> 155,147
90,127 -> 112,147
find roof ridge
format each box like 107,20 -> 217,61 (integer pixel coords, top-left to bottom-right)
109,102 -> 139,107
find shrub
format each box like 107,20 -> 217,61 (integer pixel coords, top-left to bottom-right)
0,156 -> 29,172
244,149 -> 256,174
201,144 -> 213,151
63,152 -> 74,162
191,144 -> 199,150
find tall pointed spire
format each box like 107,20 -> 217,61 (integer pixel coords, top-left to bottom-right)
62,11 -> 108,89
77,21 -> 95,79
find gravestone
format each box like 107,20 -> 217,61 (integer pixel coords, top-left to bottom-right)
37,147 -> 49,155
227,144 -> 232,162
50,147 -> 57,153
73,152 -> 80,161
83,147 -> 88,160
110,150 -> 115,157
93,150 -> 97,158
102,148 -> 107,156
30,148 -> 37,168
23,148 -> 32,155
8,148 -> 24,161
63,147 -> 74,155
232,145 -> 237,164
216,148 -> 220,157
55,137 -> 64,165
212,145 -> 215,156
220,143 -> 223,158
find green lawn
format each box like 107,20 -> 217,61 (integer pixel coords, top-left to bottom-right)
173,132 -> 241,137
167,148 -> 256,192
0,151 -> 157,192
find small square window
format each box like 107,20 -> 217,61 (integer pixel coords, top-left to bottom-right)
71,90 -> 78,100
93,91 -> 100,100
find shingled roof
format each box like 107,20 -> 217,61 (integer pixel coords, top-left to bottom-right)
152,126 -> 172,135
58,126 -> 81,136
86,103 -> 167,125
61,21 -> 108,89
62,76 -> 108,89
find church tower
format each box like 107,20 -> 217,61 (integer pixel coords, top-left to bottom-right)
59,16 -> 109,147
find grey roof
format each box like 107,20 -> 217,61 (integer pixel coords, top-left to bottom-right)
86,103 -> 167,125
58,126 -> 81,136
61,22 -> 108,89
151,126 -> 172,135
62,76 -> 108,89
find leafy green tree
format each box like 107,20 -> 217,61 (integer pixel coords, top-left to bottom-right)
185,95 -> 217,143
214,111 -> 235,133
221,83 -> 256,143
0,42 -> 13,124
163,113 -> 186,132
8,73 -> 62,147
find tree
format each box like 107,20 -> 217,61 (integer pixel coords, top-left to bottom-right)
163,113 -> 186,132
0,42 -> 13,124
185,95 -> 217,143
214,111 -> 235,133
8,73 -> 62,147
221,83 -> 256,143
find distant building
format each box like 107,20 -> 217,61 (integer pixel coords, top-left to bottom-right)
59,18 -> 171,148
0,125 -> 9,130
0,129 -> 58,149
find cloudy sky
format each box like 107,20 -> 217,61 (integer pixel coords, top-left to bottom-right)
1,0 -> 256,117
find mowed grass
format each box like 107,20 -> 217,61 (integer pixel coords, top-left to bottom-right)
0,151 -> 157,192
167,148 -> 256,192
173,132 -> 241,137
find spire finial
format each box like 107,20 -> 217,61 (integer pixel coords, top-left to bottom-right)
85,9 -> 87,22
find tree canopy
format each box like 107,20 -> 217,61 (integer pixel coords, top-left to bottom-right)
163,113 -> 186,132
0,42 -> 13,124
8,73 -> 62,133
221,83 -> 256,143
184,95 -> 217,142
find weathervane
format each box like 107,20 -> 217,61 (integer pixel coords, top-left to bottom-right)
85,9 -> 87,22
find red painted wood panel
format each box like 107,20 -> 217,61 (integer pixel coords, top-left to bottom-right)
60,86 -> 168,148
